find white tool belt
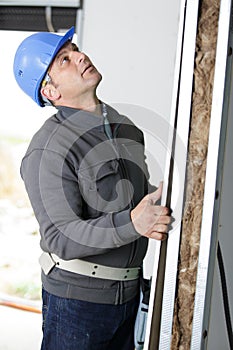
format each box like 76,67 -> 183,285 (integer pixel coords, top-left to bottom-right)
39,252 -> 140,281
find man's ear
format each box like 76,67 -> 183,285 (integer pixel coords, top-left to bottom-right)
41,85 -> 60,102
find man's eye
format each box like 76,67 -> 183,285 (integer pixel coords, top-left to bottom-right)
61,56 -> 70,64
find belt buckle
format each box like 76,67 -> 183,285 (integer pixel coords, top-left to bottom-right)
39,252 -> 56,275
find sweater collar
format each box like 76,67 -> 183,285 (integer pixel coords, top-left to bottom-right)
54,103 -> 125,132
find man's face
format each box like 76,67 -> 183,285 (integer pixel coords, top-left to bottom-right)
47,42 -> 102,103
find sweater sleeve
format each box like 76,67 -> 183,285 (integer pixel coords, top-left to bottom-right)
21,149 -> 140,260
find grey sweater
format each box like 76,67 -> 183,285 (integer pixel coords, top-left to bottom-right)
21,103 -> 152,304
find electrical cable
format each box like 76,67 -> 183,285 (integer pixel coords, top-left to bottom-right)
217,241 -> 233,350
0,300 -> 41,314
45,7 -> 55,32
0,293 -> 41,314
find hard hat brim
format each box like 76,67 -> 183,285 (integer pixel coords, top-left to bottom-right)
51,26 -> 75,63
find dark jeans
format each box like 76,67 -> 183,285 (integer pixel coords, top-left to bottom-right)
41,288 -> 139,350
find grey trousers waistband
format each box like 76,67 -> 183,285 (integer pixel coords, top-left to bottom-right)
39,252 -> 141,281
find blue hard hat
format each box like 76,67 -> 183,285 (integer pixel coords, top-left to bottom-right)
13,27 -> 75,107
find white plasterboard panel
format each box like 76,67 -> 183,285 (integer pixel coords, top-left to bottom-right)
158,0 -> 200,348
143,0 -> 200,347
207,31 -> 233,348
159,1 -> 199,350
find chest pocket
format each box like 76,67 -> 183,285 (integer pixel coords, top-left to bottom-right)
78,159 -> 129,217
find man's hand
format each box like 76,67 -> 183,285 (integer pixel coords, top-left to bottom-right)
130,182 -> 171,241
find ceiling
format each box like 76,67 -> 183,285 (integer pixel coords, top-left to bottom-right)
0,1 -> 82,32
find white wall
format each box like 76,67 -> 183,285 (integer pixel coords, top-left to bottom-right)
82,0 -> 181,120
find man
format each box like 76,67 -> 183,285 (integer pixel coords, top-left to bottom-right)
13,27 -> 170,350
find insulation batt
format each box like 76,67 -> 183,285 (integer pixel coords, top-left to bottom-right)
171,0 -> 220,349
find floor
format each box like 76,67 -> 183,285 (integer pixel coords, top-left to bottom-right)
0,305 -> 42,350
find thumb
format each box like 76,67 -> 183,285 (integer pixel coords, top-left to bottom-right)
148,181 -> 163,205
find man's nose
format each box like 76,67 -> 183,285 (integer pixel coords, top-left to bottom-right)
73,51 -> 86,64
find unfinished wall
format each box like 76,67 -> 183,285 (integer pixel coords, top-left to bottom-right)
171,0 -> 220,348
